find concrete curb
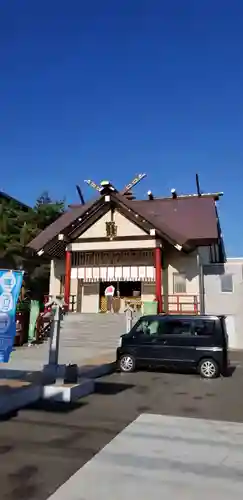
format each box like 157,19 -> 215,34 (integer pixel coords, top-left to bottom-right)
0,360 -> 117,412
42,360 -> 116,381
0,382 -> 42,416
42,378 -> 95,403
78,361 -> 116,379
41,361 -> 116,402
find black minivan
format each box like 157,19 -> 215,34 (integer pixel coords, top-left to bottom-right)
116,314 -> 229,379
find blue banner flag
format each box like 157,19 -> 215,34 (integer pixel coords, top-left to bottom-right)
0,270 -> 24,363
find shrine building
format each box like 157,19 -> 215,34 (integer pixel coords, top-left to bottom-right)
27,178 -> 225,314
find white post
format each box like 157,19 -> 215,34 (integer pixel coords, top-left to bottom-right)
48,304 -> 61,367
43,297 -> 64,384
125,307 -> 133,333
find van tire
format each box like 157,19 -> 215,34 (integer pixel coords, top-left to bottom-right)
119,354 -> 135,373
198,358 -> 219,379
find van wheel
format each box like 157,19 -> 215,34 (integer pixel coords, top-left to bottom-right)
198,358 -> 219,379
119,354 -> 135,373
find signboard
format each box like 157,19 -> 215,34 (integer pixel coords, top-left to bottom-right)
0,270 -> 24,362
76,250 -> 154,267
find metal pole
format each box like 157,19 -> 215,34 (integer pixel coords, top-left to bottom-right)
48,304 -> 61,367
197,253 -> 205,314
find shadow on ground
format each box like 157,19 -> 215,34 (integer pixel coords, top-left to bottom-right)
0,400 -> 87,421
94,381 -> 134,395
140,364 -> 236,378
225,365 -> 236,377
0,380 -> 134,421
0,368 -> 42,383
26,400 -> 88,414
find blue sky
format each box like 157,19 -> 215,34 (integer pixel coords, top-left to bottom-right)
0,1 -> 243,256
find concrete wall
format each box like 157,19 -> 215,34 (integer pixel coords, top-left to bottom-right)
49,259 -> 65,297
49,259 -> 78,310
70,238 -> 156,251
141,282 -> 155,302
82,282 -> 99,313
204,261 -> 243,315
167,248 -> 200,295
165,248 -> 200,313
78,209 -> 148,239
204,259 -> 243,349
114,211 -> 148,237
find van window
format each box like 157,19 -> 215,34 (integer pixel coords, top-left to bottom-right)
133,319 -> 160,336
194,319 -> 214,336
160,319 -> 193,336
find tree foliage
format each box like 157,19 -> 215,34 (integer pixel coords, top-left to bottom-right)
0,192 -> 65,286
34,191 -> 65,230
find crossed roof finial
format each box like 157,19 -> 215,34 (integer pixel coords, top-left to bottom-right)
84,173 -> 147,195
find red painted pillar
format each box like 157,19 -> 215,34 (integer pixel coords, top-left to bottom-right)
64,250 -> 71,311
155,247 -> 163,313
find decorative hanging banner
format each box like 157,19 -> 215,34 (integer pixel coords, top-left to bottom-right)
0,270 -> 24,363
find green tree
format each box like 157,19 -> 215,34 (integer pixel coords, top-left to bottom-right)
0,191 -> 65,276
34,191 -> 65,230
0,198 -> 32,267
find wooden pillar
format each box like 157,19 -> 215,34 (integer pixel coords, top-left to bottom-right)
64,250 -> 71,311
155,246 -> 163,313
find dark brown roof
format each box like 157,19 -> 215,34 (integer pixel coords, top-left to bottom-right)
27,197 -> 98,252
114,192 -> 186,246
27,191 -> 219,255
133,197 -> 218,245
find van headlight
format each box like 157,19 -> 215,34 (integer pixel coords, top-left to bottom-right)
118,337 -> 122,347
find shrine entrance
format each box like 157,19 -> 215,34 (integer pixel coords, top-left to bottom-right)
99,281 -> 142,313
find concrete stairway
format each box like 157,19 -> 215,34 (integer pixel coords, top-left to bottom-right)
58,313 -> 127,365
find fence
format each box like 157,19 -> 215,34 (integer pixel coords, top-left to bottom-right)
44,294 -> 200,314
99,294 -> 199,315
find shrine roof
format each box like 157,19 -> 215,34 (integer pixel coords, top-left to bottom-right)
27,189 -> 220,257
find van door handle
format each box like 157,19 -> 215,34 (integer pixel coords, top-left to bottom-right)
162,340 -> 167,345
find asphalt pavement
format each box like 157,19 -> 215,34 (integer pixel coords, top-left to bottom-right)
0,355 -> 243,500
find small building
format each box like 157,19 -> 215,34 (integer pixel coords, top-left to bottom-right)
204,258 -> 243,349
27,180 -> 225,316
